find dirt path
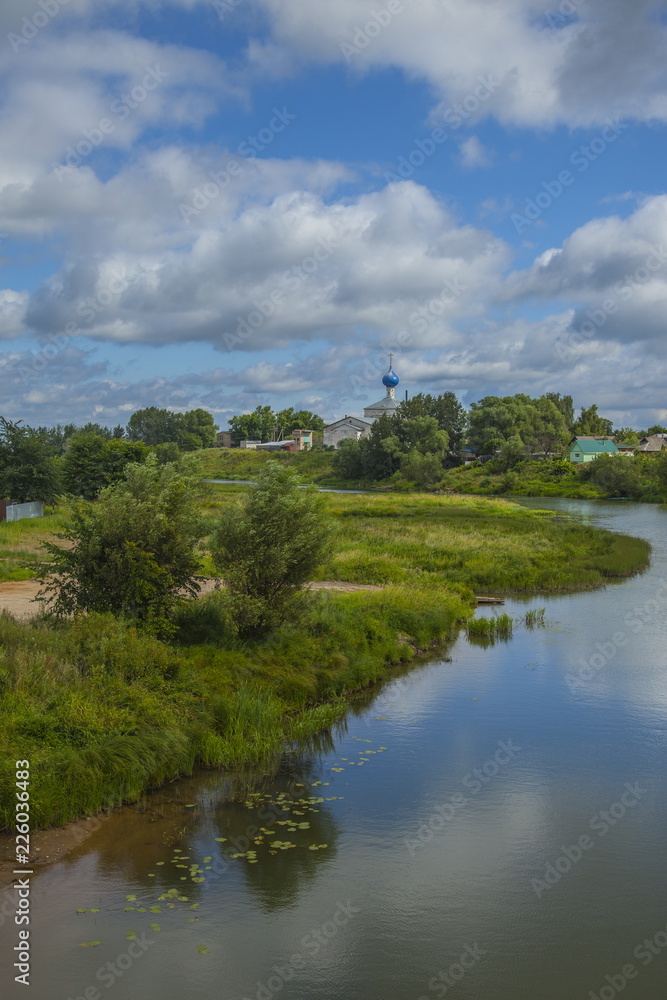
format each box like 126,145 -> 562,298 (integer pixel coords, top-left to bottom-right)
0,578 -> 384,617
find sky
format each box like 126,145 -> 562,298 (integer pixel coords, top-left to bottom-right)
2,0 -> 667,431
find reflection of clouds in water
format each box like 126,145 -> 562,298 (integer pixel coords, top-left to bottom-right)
212,768 -> 341,912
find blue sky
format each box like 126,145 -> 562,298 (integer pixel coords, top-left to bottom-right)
1,0 -> 667,430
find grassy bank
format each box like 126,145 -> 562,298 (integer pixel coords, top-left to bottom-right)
0,490 -> 651,830
306,492 -> 650,592
0,585 -> 468,829
0,513 -> 64,582
193,447 -> 335,483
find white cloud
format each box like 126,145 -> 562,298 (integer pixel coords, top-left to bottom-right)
459,136 -> 492,169
249,0 -> 667,129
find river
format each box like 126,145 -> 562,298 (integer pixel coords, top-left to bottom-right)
2,499 -> 666,1000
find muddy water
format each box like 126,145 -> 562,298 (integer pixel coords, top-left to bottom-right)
2,499 -> 667,1000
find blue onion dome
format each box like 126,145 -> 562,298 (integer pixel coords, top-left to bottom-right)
382,366 -> 400,388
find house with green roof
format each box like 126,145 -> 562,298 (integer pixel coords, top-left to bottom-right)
568,436 -> 619,463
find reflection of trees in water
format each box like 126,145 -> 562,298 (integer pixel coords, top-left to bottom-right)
66,738 -> 345,910
73,771 -> 232,901
212,758 -> 341,911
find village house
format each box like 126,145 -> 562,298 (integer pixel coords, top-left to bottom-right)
637,433 -> 667,455
568,436 -> 620,463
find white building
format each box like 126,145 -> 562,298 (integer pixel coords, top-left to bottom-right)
324,358 -> 402,448
323,415 -> 372,448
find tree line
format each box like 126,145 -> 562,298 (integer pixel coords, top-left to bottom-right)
333,391 -> 666,485
0,407 -> 217,503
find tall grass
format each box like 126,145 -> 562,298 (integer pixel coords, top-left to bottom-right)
0,582 -> 471,830
0,513 -> 64,581
0,489 -> 650,831
466,613 -> 513,639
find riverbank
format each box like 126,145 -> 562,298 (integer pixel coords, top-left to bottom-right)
192,448 -> 667,502
0,492 -> 650,834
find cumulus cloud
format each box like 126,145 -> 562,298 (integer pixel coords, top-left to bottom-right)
504,196 -> 667,352
249,0 -> 667,129
16,167 -> 508,353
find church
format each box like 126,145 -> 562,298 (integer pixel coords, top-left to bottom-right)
323,357 -> 402,448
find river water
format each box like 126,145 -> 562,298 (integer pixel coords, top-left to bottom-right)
2,499 -> 667,1000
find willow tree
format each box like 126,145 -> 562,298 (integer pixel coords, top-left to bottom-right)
37,456 -> 208,636
210,462 -> 335,637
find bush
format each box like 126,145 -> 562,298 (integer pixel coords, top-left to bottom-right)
210,461 -> 335,637
37,456 -> 209,636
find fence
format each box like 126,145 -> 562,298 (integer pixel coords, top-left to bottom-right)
3,501 -> 44,522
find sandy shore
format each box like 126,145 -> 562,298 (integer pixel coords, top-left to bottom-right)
0,578 -> 384,619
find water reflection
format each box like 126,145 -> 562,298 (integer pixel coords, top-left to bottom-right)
2,500 -> 667,1000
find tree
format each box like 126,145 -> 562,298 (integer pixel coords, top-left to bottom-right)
614,428 -> 640,446
38,456 -> 208,636
61,431 -> 147,499
492,434 -> 526,472
467,393 -> 568,458
34,423 -> 78,455
579,454 -> 644,499
210,462 -> 335,637
275,408 -> 325,437
0,418 -> 61,503
544,392 -> 574,432
178,408 -> 217,450
573,404 -> 613,437
397,392 -> 465,461
528,397 -> 569,457
228,406 -> 277,444
127,406 -> 183,445
467,395 -> 536,455
382,415 -> 449,483
647,425 -> 667,435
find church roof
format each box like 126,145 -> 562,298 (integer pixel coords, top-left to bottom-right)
364,395 -> 400,413
324,415 -> 372,431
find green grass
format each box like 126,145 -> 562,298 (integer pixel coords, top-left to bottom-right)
0,489 -> 651,830
304,491 -> 651,593
0,513 -> 64,581
467,613 -> 514,639
192,447 -> 335,483
0,585 -> 469,830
